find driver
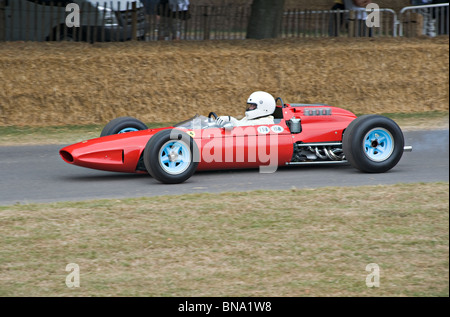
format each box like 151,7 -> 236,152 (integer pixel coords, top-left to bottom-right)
215,91 -> 276,127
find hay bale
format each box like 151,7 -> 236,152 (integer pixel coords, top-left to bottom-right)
403,12 -> 424,37
0,37 -> 448,126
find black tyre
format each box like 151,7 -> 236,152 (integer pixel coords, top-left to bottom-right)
100,117 -> 148,137
143,129 -> 199,184
342,115 -> 404,173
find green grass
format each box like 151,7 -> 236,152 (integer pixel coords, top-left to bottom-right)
0,182 -> 448,297
375,111 -> 449,121
0,111 -> 448,146
0,122 -> 175,146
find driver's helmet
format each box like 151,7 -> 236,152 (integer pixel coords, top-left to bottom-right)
245,91 -> 276,120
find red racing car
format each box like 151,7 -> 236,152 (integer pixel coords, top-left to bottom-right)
59,98 -> 412,184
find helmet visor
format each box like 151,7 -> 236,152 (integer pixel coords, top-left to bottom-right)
246,103 -> 257,112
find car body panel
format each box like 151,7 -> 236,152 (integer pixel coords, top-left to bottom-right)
60,127 -> 169,172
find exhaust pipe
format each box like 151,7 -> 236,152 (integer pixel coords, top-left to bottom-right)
403,145 -> 413,152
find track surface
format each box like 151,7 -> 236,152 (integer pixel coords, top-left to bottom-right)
0,130 -> 448,205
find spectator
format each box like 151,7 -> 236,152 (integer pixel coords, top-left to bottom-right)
142,0 -> 160,15
142,0 -> 160,39
157,0 -> 170,40
411,0 -> 435,37
432,0 -> 448,35
329,0 -> 346,36
158,0 -> 190,40
332,0 -> 345,11
343,0 -> 373,37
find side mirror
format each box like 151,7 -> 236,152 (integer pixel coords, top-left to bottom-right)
223,122 -> 234,131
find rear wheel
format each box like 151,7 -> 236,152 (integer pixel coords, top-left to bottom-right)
100,117 -> 148,137
143,129 -> 199,184
343,115 -> 404,173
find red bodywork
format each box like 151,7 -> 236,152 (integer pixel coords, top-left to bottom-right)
60,104 -> 357,173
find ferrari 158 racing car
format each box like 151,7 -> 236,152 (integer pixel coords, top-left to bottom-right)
59,98 -> 412,184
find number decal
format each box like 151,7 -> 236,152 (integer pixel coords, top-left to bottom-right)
271,125 -> 284,133
257,126 -> 270,134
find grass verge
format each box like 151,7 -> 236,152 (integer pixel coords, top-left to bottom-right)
0,122 -> 175,146
0,182 -> 448,297
377,111 -> 449,131
0,112 -> 448,146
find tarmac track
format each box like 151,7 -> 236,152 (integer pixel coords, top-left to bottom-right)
0,130 -> 448,205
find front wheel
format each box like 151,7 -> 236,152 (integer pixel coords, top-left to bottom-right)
100,117 -> 148,137
342,115 -> 405,173
143,129 -> 199,184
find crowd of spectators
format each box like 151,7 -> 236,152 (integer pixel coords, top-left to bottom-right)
141,0 -> 448,40
328,0 -> 447,37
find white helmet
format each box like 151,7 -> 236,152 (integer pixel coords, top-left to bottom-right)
245,91 -> 276,120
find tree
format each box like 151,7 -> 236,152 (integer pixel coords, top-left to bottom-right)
246,0 -> 285,39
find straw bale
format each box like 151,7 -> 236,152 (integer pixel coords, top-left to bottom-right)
0,37 -> 448,126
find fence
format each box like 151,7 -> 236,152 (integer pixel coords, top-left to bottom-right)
145,4 -> 251,41
281,8 -> 398,38
399,3 -> 449,37
0,1 -> 251,42
0,1 -> 448,42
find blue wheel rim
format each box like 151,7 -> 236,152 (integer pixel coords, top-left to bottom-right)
158,141 -> 191,175
118,127 -> 139,134
363,128 -> 394,162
